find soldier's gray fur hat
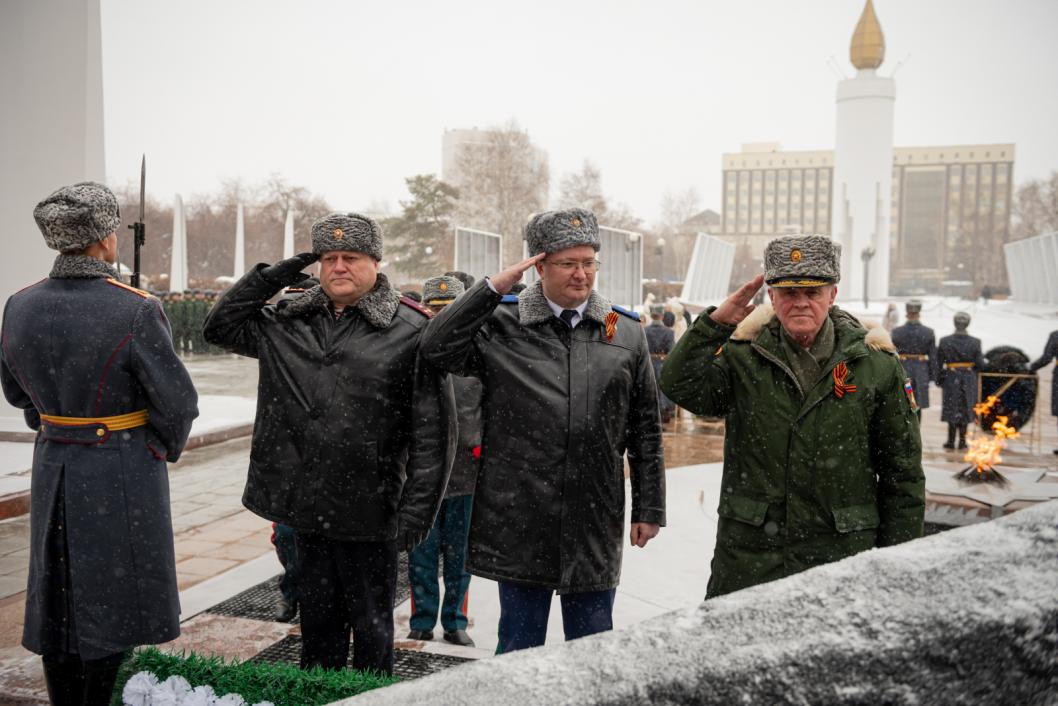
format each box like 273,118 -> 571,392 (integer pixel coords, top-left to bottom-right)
906,299 -> 923,314
34,182 -> 121,252
954,311 -> 971,327
310,212 -> 383,260
524,208 -> 599,256
423,275 -> 464,305
650,304 -> 665,317
764,234 -> 841,287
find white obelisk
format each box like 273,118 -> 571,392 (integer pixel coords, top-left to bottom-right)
831,0 -> 894,302
170,194 -> 188,292
283,210 -> 295,259
234,203 -> 246,277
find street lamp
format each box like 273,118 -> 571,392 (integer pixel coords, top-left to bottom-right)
861,245 -> 876,309
656,237 -> 666,285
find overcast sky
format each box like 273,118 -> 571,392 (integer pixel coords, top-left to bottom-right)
100,0 -> 1058,224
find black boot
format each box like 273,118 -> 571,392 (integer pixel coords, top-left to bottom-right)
957,424 -> 968,450
943,425 -> 956,450
81,652 -> 125,706
42,655 -> 84,706
275,597 -> 298,622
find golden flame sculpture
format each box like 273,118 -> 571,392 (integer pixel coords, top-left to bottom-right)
959,395 -> 1018,484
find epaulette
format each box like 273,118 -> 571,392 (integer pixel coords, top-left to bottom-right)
400,296 -> 431,317
612,304 -> 640,321
106,278 -> 152,299
500,294 -> 519,304
284,287 -> 307,294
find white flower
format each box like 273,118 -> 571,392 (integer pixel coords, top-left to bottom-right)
159,674 -> 192,700
181,685 -> 219,706
250,702 -> 276,706
121,671 -> 158,706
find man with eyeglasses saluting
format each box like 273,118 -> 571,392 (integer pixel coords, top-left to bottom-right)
420,208 -> 666,653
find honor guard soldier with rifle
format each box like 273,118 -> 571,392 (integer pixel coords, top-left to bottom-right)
891,300 -> 937,421
2,182 -> 199,705
937,312 -> 984,450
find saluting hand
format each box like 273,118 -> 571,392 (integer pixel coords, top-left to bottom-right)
488,253 -> 546,294
261,252 -> 319,287
710,274 -> 765,326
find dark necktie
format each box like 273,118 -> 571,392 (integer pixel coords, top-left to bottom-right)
560,309 -> 577,328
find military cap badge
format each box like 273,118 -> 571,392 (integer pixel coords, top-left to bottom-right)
571,217 -> 582,228
334,228 -> 344,239
439,281 -> 448,292
791,249 -> 802,263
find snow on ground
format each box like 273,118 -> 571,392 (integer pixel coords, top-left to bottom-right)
342,500 -> 1058,706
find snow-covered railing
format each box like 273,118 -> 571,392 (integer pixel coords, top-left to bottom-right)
337,500 -> 1058,705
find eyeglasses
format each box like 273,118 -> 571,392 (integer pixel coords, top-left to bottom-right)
546,259 -> 601,273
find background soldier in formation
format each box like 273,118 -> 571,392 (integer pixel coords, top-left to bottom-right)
420,209 -> 665,654
937,312 -> 983,450
660,235 -> 924,598
1,182 -> 198,705
891,300 -> 936,421
204,212 -> 454,675
406,275 -> 482,648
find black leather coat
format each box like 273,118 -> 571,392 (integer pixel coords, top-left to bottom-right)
204,267 -> 454,541
420,280 -> 665,594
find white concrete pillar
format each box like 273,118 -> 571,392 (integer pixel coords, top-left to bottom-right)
283,210 -> 295,259
0,0 -> 106,306
234,203 -> 245,277
170,194 -> 187,291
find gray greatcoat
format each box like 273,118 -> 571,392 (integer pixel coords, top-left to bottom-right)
419,280 -> 666,594
937,332 -> 984,425
0,255 -> 198,659
891,320 -> 937,409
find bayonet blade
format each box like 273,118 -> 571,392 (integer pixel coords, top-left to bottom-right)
138,154 -> 146,222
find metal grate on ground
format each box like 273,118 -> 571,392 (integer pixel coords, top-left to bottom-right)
206,551 -> 411,624
251,635 -> 473,680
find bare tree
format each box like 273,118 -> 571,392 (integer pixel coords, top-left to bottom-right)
556,160 -> 643,231
655,187 -> 702,235
452,120 -> 549,262
1012,171 -> 1058,240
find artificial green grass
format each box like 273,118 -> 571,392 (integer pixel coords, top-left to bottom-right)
109,647 -> 398,706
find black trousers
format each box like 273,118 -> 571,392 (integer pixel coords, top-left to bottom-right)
295,532 -> 397,675
42,651 -> 125,706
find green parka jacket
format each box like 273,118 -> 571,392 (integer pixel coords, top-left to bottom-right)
660,304 -> 924,598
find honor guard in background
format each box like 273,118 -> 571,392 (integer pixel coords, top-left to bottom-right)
407,275 -> 483,647
1,183 -> 199,704
937,312 -> 983,450
204,212 -> 454,675
645,304 -> 676,423
1029,329 -> 1058,455
660,235 -> 924,598
891,300 -> 936,420
420,209 -> 665,654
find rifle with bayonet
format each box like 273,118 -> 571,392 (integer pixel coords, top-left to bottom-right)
128,155 -> 146,289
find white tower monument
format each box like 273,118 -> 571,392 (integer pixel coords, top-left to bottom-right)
170,195 -> 188,292
234,203 -> 246,277
831,0 -> 895,302
0,0 -> 106,306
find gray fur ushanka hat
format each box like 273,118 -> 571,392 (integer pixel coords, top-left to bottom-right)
524,208 -> 599,256
34,182 -> 121,252
764,234 -> 841,287
423,275 -> 464,305
311,212 -> 383,260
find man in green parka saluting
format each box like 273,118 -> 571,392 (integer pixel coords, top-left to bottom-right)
660,234 -> 924,598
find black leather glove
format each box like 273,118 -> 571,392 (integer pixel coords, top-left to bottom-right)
398,519 -> 429,553
260,252 -> 319,287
